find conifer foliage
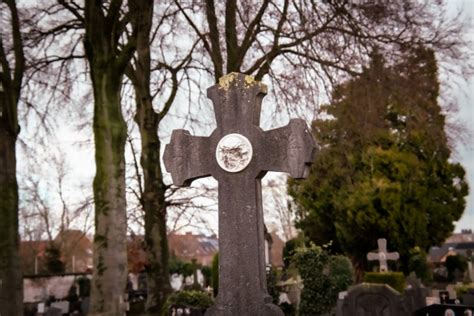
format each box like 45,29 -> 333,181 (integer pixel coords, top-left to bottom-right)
289,47 -> 468,276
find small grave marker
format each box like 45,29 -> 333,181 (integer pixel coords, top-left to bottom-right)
37,302 -> 45,314
164,73 -> 315,315
367,238 -> 399,272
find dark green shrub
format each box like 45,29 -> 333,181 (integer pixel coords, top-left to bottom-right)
77,276 -> 91,297
283,238 -> 299,268
44,244 -> 65,274
445,255 -> 468,282
363,272 -> 406,293
293,244 -> 354,315
408,247 -> 432,284
280,302 -> 296,316
330,255 -> 355,291
169,257 -> 194,278
456,284 -> 474,297
183,282 -> 203,291
282,235 -> 307,269
161,290 -> 214,316
211,253 -> 219,297
201,266 -> 212,288
128,300 -> 145,314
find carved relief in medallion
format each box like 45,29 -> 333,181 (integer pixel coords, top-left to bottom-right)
216,134 -> 253,173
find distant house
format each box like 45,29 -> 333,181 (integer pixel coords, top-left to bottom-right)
127,231 -> 287,270
20,240 -> 48,275
428,229 -> 474,264
127,232 -> 219,272
167,231 -> 286,267
168,232 -> 219,266
54,229 -> 93,273
22,229 -> 286,276
127,235 -> 147,274
20,230 -> 93,275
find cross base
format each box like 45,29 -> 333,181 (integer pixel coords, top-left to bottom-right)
205,300 -> 283,316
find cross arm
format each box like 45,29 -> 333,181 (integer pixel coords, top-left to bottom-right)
386,252 -> 400,260
367,253 -> 381,261
261,119 -> 316,179
163,129 -> 213,186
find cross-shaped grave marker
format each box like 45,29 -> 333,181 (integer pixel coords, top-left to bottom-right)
164,73 -> 315,315
367,238 -> 400,272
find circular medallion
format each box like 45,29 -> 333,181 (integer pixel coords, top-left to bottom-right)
216,133 -> 253,173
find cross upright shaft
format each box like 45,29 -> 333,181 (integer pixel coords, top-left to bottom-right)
164,73 -> 315,315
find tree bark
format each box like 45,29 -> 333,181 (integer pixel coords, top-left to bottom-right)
0,115 -> 23,316
84,0 -> 136,314
0,0 -> 24,314
89,71 -> 128,315
127,1 -> 174,312
135,96 -> 173,313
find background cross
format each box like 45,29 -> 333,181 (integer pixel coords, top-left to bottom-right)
367,238 -> 400,272
164,73 -> 315,315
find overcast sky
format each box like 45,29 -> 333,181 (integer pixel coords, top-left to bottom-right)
15,1 -> 473,239
447,0 -> 474,232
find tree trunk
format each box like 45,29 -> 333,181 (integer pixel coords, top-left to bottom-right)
0,1 -> 24,313
88,69 -> 128,315
135,94 -> 172,314
0,122 -> 23,316
84,1 -> 137,313
128,1 -> 173,311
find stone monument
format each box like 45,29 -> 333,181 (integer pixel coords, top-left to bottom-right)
164,73 -> 315,315
367,238 -> 399,272
337,283 -> 408,316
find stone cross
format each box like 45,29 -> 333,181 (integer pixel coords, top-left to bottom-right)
164,73 -> 315,316
367,238 -> 399,272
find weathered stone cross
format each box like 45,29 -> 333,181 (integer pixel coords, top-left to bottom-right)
164,73 -> 315,315
367,238 -> 399,272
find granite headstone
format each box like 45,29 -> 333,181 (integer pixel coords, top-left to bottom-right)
337,283 -> 408,316
164,73 -> 315,315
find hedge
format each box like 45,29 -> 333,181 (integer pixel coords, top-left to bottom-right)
363,272 -> 406,293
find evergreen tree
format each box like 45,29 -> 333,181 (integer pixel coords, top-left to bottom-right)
289,47 -> 468,277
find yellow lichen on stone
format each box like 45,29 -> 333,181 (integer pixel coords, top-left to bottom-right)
218,73 -> 239,91
218,72 -> 267,93
244,75 -> 255,87
245,75 -> 268,93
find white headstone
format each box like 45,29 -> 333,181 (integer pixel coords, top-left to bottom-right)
37,302 -> 45,313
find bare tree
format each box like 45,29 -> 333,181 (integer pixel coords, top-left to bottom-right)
263,178 -> 296,242
0,0 -> 25,314
18,149 -> 94,243
125,2 -> 175,311
174,0 -> 470,124
81,0 -> 138,313
124,1 -> 205,312
169,0 -> 471,245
